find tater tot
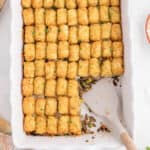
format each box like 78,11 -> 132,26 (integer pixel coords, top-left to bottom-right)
58,41 -> 69,59
24,115 -> 35,133
68,9 -> 78,26
88,0 -> 98,6
90,24 -> 101,41
22,0 -> 31,8
112,58 -> 124,76
57,78 -> 67,96
47,116 -> 57,135
110,0 -> 120,6
69,45 -> 79,61
58,96 -> 69,114
24,26 -> 35,43
69,27 -> 78,44
78,26 -> 89,42
102,40 -> 112,57
78,8 -> 89,25
56,60 -> 68,78
69,116 -> 81,135
112,41 -> 123,57
91,41 -> 102,58
111,24 -> 122,41
45,61 -> 56,79
47,26 -> 58,42
24,44 -> 35,61
45,9 -> 56,26
57,9 -> 67,25
23,8 -> 34,25
101,59 -> 112,77
89,58 -> 100,77
78,60 -> 89,77
58,25 -> 69,41
35,42 -> 46,60
66,0 -> 76,9
35,8 -> 45,25
69,97 -> 80,115
24,62 -> 35,78
22,78 -> 33,96
54,0 -> 65,8
44,0 -> 54,8
88,7 -> 99,24
67,62 -> 77,79
100,6 -> 110,22
101,22 -> 112,39
35,25 -> 45,42
109,7 -> 120,23
36,116 -> 46,135
58,116 -> 69,135
35,60 -> 45,76
45,79 -> 56,96
35,98 -> 46,115
46,43 -> 57,60
23,97 -> 35,115
80,42 -> 90,59
45,98 -> 57,115
34,77 -> 45,95
77,0 -> 88,8
32,0 -> 43,8
99,0 -> 110,5
68,80 -> 79,97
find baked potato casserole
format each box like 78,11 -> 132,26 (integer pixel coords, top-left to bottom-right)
22,0 -> 124,136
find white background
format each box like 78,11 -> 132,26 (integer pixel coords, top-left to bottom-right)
0,0 -> 150,149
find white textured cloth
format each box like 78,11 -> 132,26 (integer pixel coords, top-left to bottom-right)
0,133 -> 14,150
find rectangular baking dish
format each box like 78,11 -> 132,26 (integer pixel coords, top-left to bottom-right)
10,0 -> 134,149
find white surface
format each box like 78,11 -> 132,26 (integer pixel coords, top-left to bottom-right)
0,0 -> 150,150
9,0 -> 133,149
130,1 -> 150,149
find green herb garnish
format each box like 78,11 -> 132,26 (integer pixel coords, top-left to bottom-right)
45,27 -> 49,33
51,6 -> 57,10
68,120 -> 72,124
78,40 -> 81,44
58,28 -> 61,32
88,123 -> 93,128
110,48 -> 113,53
32,30 -> 35,36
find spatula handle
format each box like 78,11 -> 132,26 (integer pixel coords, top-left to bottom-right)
120,132 -> 137,150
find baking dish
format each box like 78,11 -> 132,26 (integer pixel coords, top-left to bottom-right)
10,0 -> 134,149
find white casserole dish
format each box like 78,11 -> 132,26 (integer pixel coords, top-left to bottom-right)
10,0 -> 135,149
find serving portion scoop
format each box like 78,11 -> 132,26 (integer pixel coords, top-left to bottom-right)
83,79 -> 137,150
